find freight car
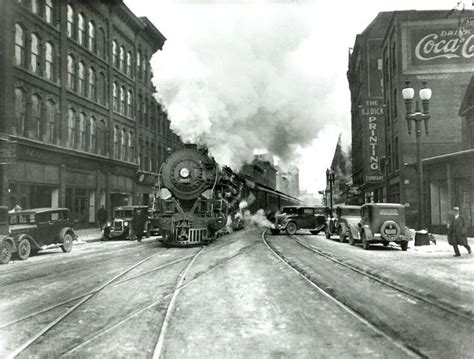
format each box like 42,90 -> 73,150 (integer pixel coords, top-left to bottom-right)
154,144 -> 299,246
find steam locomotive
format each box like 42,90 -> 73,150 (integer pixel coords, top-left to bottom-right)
154,143 -> 299,246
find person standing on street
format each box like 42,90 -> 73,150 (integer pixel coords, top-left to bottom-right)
97,205 -> 108,230
447,206 -> 471,257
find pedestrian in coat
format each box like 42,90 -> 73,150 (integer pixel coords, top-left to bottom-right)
447,206 -> 471,257
97,205 -> 108,230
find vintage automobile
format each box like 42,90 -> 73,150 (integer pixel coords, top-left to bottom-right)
0,206 -> 17,264
102,205 -> 151,241
3,207 -> 76,263
325,205 -> 361,243
358,203 -> 412,250
272,206 -> 327,235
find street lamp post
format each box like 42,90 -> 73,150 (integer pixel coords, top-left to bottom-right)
402,81 -> 432,230
326,168 -> 335,214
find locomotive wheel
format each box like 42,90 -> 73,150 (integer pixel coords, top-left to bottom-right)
17,238 -> 31,260
361,232 -> 370,250
286,222 -> 297,235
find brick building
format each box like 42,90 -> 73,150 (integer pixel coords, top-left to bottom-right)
349,9 -> 474,228
0,0 -> 181,227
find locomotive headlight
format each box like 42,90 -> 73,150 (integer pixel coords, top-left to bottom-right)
180,167 -> 190,178
124,221 -> 129,226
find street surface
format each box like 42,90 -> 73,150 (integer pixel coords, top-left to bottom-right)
0,228 -> 472,358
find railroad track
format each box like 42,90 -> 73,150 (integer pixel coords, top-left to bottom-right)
262,231 -> 425,359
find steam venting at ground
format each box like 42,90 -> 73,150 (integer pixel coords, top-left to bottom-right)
151,4 -> 346,171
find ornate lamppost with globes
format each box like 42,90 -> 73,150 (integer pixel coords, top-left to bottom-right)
401,81 -> 432,230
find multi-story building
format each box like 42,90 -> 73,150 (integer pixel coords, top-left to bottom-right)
347,12 -> 393,204
0,0 -> 181,227
275,166 -> 299,199
349,9 -> 474,228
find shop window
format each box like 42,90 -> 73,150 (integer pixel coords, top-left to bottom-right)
15,24 -> 25,67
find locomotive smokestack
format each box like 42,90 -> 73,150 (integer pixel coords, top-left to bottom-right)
184,143 -> 198,150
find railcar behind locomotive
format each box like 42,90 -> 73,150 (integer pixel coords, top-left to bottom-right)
154,144 -> 299,246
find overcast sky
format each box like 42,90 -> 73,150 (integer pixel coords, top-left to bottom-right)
124,0 -> 470,196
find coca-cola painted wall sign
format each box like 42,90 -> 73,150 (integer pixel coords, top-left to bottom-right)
402,18 -> 474,73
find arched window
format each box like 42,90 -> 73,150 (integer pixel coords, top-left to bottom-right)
78,61 -> 85,95
128,131 -> 133,162
88,21 -> 95,52
67,4 -> 74,38
31,0 -> 38,14
119,46 -> 125,70
31,33 -> 40,74
45,100 -> 56,143
98,28 -> 106,59
114,126 -> 119,158
99,119 -> 107,156
89,117 -> 97,153
15,24 -> 25,67
112,40 -> 118,67
45,0 -> 53,24
67,55 -> 75,90
78,13 -> 85,45
14,88 -> 26,136
45,42 -> 54,80
113,82 -> 118,111
88,67 -> 96,100
98,72 -> 106,105
127,90 -> 132,117
120,86 -> 125,114
79,112 -> 86,150
121,129 -> 127,160
68,108 -> 76,147
126,51 -> 132,76
136,51 -> 141,79
30,94 -> 41,139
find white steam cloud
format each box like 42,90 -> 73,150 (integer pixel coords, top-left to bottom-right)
151,4 -> 348,171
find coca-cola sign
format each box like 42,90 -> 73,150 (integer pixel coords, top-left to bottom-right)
404,19 -> 474,72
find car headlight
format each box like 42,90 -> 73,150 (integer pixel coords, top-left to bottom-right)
124,221 -> 129,226
106,221 -> 112,226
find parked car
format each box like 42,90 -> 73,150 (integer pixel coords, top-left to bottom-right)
272,206 -> 327,235
2,208 -> 76,263
0,206 -> 17,264
325,205 -> 361,243
102,205 -> 151,241
358,203 -> 412,250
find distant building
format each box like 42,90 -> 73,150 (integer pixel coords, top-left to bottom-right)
240,156 -> 276,189
275,166 -> 299,198
0,0 -> 181,227
348,9 -> 474,228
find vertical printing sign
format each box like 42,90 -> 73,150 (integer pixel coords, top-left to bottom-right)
361,99 -> 384,182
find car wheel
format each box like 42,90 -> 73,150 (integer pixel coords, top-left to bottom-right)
361,232 -> 370,250
0,242 -> 12,264
17,238 -> 31,260
401,241 -> 408,251
61,232 -> 74,253
270,228 -> 280,235
286,222 -> 297,235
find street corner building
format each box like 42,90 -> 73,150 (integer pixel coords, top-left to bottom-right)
0,0 -> 182,228
347,9 -> 474,233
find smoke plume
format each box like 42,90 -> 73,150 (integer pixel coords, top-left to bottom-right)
151,3 -> 348,171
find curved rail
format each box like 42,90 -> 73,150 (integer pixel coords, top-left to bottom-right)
293,236 -> 473,321
262,231 -> 424,359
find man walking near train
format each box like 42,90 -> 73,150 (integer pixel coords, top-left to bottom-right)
447,206 -> 471,257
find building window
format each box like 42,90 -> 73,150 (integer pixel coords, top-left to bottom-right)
78,61 -> 85,95
15,24 -> 25,67
99,119 -> 107,156
45,100 -> 56,143
31,0 -> 38,14
98,28 -> 106,59
45,42 -> 54,80
142,53 -> 147,82
68,108 -> 76,147
67,55 -> 75,90
113,82 -> 118,111
88,21 -> 95,52
126,51 -> 132,76
30,94 -> 41,139
127,90 -> 132,117
119,46 -> 125,70
121,129 -> 127,160
114,126 -> 119,158
137,50 -> 141,79
78,13 -> 85,45
67,5 -> 74,38
137,94 -> 142,124
89,117 -> 97,153
79,112 -> 86,150
45,0 -> 53,24
128,131 -> 133,162
30,33 -> 40,74
112,40 -> 118,67
14,88 -> 26,136
88,67 -> 96,100
143,98 -> 148,128
98,72 -> 106,105
120,86 -> 125,114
